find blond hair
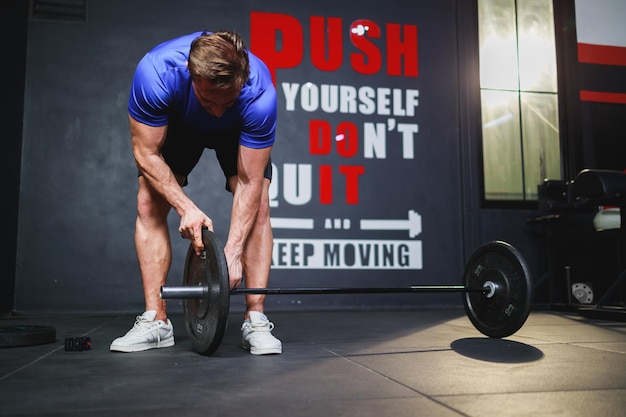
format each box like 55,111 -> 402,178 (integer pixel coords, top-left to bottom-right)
188,31 -> 250,91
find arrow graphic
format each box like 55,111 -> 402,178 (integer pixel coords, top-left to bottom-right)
359,210 -> 422,238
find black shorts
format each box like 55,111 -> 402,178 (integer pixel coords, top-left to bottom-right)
139,120 -> 272,191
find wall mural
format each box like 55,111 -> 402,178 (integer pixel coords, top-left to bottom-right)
250,12 -> 424,272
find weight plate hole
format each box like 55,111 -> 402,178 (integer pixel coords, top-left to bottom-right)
483,280 -> 497,298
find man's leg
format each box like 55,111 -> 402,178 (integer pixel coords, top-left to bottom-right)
135,175 -> 174,321
110,176 -> 177,352
240,178 -> 273,318
229,177 -> 282,355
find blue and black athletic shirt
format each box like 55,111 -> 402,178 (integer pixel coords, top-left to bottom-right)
128,31 -> 276,149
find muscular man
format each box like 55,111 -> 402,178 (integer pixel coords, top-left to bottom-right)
110,31 -> 281,355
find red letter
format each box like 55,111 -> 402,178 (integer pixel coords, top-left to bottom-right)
339,165 -> 365,204
349,19 -> 382,75
335,121 -> 358,158
319,165 -> 333,204
387,23 -> 418,77
250,12 -> 303,84
309,120 -> 332,155
310,16 -> 343,71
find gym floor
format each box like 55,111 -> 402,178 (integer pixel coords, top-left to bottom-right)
1,308 -> 625,417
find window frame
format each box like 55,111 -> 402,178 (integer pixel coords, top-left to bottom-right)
476,0 -> 564,209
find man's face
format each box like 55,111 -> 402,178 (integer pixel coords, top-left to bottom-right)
191,77 -> 240,118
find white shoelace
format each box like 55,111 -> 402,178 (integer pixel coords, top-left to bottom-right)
132,315 -> 163,345
247,321 -> 274,333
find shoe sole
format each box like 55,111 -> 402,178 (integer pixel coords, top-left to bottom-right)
110,338 -> 175,352
250,348 -> 282,355
242,343 -> 282,355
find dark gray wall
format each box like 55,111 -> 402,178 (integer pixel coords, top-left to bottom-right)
14,0 -> 543,314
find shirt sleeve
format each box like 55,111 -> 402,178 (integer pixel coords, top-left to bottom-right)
239,84 -> 277,149
127,53 -> 170,127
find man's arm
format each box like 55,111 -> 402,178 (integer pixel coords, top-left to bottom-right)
129,115 -> 212,253
224,144 -> 272,287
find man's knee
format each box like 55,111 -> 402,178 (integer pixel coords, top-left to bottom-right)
136,177 -> 171,220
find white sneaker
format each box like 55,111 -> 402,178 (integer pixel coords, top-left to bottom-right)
110,310 -> 174,352
241,311 -> 282,355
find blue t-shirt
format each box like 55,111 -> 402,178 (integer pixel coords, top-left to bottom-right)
128,32 -> 276,149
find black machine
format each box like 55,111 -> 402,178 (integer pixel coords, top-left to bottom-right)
534,169 -> 626,319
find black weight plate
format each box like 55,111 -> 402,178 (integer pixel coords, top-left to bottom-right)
0,325 -> 56,348
182,229 -> 230,355
462,241 -> 532,338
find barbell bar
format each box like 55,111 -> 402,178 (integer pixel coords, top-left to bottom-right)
161,284 -> 493,298
160,229 -> 532,356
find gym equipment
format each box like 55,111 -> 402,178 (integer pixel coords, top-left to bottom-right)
0,325 -> 56,348
161,229 -> 533,355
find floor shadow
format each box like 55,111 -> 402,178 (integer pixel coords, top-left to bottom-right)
450,337 -> 544,363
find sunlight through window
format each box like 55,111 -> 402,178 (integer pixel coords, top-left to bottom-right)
479,0 -> 560,202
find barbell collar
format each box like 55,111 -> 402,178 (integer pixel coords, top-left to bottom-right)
161,286 -> 207,299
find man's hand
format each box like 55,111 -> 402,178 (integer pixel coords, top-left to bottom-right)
179,207 -> 213,256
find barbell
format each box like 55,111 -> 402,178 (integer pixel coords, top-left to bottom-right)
160,229 -> 533,355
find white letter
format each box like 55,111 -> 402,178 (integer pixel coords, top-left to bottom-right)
376,87 -> 391,115
406,89 -> 419,116
283,163 -> 312,205
397,123 -> 418,159
301,82 -> 319,112
339,85 -> 357,114
392,88 -> 405,116
281,83 -> 300,111
358,86 -> 376,115
363,122 -> 386,159
320,84 -> 339,113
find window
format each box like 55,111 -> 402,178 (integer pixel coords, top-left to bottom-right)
479,0 -> 560,202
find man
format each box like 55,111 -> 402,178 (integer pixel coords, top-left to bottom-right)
110,31 -> 281,355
